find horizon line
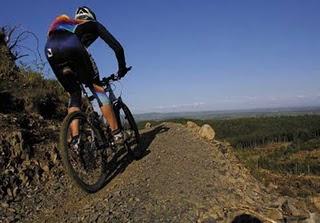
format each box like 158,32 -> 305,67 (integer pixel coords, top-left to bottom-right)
133,105 -> 320,115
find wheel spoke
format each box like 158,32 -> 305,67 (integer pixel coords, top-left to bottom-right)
60,111 -> 109,192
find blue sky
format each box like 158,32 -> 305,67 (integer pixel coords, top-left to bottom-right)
2,0 -> 320,113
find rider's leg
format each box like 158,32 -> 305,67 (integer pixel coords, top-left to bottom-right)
68,91 -> 82,137
68,107 -> 80,137
85,53 -> 120,131
92,84 -> 124,145
100,104 -> 119,130
93,84 -> 119,131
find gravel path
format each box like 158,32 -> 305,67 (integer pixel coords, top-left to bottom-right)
4,122 -> 317,223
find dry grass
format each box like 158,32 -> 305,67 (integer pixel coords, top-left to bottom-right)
0,51 -> 67,119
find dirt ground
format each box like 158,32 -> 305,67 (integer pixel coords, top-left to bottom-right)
1,117 -> 319,223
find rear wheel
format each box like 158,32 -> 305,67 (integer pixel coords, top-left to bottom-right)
117,103 -> 143,159
59,111 -> 108,193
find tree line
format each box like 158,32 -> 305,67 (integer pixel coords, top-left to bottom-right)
211,115 -> 320,149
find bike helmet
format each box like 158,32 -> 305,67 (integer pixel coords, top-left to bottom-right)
75,6 -> 96,20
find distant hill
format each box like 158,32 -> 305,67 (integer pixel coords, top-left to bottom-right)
134,106 -> 320,121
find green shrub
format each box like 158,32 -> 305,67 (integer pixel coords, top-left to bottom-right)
0,62 -> 67,118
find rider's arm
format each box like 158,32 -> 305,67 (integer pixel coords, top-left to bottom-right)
96,22 -> 126,70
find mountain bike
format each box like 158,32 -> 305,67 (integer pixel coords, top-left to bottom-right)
59,67 -> 142,193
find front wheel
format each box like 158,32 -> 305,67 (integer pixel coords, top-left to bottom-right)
117,103 -> 144,159
59,111 -> 108,193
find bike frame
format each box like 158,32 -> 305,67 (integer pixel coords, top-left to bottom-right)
79,80 -> 117,113
79,78 -> 125,142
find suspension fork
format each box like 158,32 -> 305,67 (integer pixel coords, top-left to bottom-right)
104,83 -> 123,130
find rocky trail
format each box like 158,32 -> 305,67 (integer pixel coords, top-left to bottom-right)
1,114 -> 319,223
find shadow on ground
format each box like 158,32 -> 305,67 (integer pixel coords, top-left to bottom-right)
99,124 -> 170,190
231,214 -> 262,223
138,124 -> 170,158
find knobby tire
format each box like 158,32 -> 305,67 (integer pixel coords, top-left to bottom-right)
59,111 -> 108,193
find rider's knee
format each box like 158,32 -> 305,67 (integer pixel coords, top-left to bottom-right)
93,84 -> 110,106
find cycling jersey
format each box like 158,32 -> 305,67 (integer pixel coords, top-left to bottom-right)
45,14 -> 126,108
48,15 -> 126,69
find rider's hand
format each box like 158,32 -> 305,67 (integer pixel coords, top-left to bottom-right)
117,67 -> 128,79
117,66 -> 132,79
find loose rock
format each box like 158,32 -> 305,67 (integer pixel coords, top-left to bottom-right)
145,122 -> 152,129
199,124 -> 215,140
186,121 -> 200,130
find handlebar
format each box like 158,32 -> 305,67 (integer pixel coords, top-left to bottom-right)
101,66 -> 132,85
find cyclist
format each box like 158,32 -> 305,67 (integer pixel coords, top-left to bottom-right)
45,6 -> 129,146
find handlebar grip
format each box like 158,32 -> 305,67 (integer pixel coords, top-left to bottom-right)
102,66 -> 132,84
